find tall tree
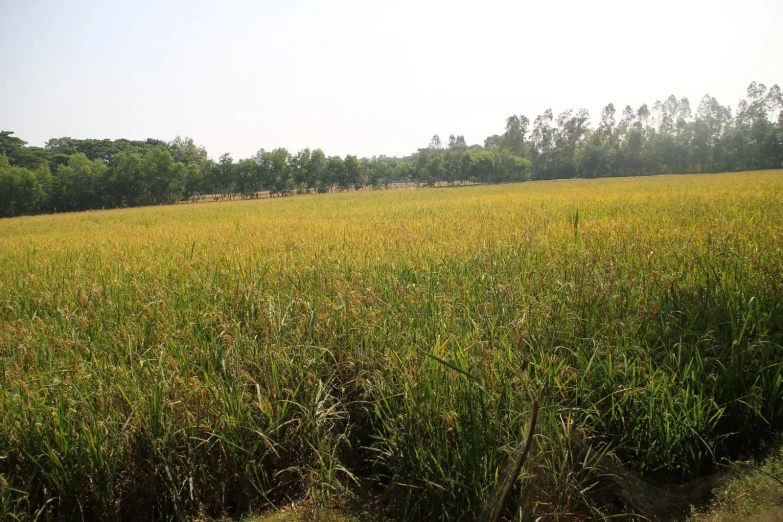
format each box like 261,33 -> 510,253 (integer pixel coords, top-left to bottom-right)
502,115 -> 529,157
448,134 -> 467,150
308,149 -> 326,192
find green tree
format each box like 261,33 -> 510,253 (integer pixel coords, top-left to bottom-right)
182,163 -> 205,200
168,136 -> 208,166
470,150 -> 495,182
236,158 -> 258,198
343,154 -> 363,191
484,134 -> 501,150
209,153 -> 235,196
0,155 -> 48,217
0,131 -> 51,169
444,150 -> 467,184
531,109 -> 556,179
448,134 -> 467,150
257,148 -> 292,196
415,149 -> 430,182
323,156 -> 345,193
495,151 -> 531,182
110,151 -> 145,206
502,115 -> 530,157
142,146 -> 186,204
52,153 -> 110,211
308,149 -> 326,191
292,149 -> 311,192
552,108 -> 590,178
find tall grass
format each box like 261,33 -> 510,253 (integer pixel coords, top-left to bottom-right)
1,172 -> 782,520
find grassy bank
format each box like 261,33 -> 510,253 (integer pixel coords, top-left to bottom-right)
1,172 -> 782,520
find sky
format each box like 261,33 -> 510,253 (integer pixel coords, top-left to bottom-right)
1,0 -> 782,160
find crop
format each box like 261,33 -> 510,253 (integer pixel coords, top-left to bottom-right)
1,172 -> 782,520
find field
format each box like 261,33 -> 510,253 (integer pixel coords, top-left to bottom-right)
1,172 -> 783,520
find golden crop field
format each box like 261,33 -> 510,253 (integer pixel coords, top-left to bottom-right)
2,171 -> 783,520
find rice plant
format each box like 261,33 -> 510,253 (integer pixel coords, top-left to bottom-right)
1,171 -> 782,520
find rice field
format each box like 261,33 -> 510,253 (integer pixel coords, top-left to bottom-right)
1,171 -> 783,520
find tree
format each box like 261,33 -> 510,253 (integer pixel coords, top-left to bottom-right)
292,149 -> 311,191
323,156 -> 345,193
366,157 -> 389,189
470,151 -> 495,183
308,149 -> 326,191
168,136 -> 208,166
45,137 -> 78,156
484,134 -> 502,150
140,146 -> 186,204
381,158 -> 396,188
551,108 -> 590,178
0,131 -> 50,169
343,154 -> 363,191
210,153 -> 235,196
577,140 -> 612,178
394,161 -> 415,184
183,163 -> 204,200
599,104 -> 616,135
502,115 -> 529,157
0,155 -> 48,217
448,134 -> 467,150
444,150 -> 469,184
108,151 -> 144,206
415,149 -> 430,182
692,95 -> 731,172
236,158 -> 257,197
495,151 -> 531,182
53,154 -> 88,211
426,151 -> 445,186
257,148 -> 292,196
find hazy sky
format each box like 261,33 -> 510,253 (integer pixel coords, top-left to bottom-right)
1,0 -> 781,159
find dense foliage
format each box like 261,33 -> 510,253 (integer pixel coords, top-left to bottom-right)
1,81 -> 781,219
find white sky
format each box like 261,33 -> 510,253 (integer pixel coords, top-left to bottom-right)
1,0 -> 781,159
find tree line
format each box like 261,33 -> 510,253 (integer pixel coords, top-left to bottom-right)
1,81 -> 781,218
